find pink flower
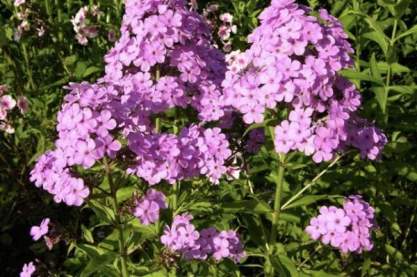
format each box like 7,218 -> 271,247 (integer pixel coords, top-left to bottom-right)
30,218 -> 50,241
17,96 -> 29,113
220,13 -> 233,24
0,95 -> 16,110
20,262 -> 35,277
14,0 -> 25,7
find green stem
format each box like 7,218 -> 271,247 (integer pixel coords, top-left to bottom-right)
386,19 -> 398,88
269,160 -> 285,245
265,156 -> 286,276
55,0 -> 63,42
172,182 -> 178,211
384,19 -> 398,122
44,0 -> 52,22
280,155 -> 342,211
21,43 -> 35,90
104,159 -> 128,277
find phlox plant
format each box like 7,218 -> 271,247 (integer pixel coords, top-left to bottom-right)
8,0 -> 417,276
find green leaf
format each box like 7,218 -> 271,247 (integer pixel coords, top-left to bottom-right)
362,31 -> 389,55
283,195 -> 330,210
222,199 -> 272,214
83,66 -> 102,78
361,257 -> 372,277
392,0 -> 411,18
88,200 -> 115,224
385,244 -> 404,261
363,18 -> 389,55
377,62 -> 410,74
80,252 -> 117,277
64,55 -> 78,66
116,186 -> 135,203
369,54 -> 383,82
339,69 -> 384,85
369,54 -> 387,114
278,255 -> 299,277
395,24 -> 417,42
74,62 -> 88,79
82,225 -> 94,244
387,85 -> 417,95
143,269 -> 169,277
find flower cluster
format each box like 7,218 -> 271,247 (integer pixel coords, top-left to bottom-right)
222,0 -> 386,162
103,0 -> 227,122
20,261 -> 36,277
13,3 -> 46,40
133,189 -> 167,225
306,195 -> 376,253
202,4 -> 237,52
0,86 -> 29,133
161,214 -> 246,263
31,0 -> 232,206
30,82 -> 122,206
71,6 -> 101,45
128,125 -> 231,185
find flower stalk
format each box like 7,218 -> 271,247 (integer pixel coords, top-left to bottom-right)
104,158 -> 128,277
265,154 -> 286,276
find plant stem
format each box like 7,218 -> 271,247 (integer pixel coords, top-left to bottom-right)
269,159 -> 285,245
172,182 -> 178,211
265,156 -> 285,276
104,159 -> 128,277
384,19 -> 398,122
280,155 -> 342,211
21,43 -> 35,90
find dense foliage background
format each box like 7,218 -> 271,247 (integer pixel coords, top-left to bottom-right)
0,0 -> 416,276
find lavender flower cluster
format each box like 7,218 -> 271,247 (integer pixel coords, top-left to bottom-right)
13,0 -> 46,40
161,214 -> 246,263
71,6 -> 101,45
133,189 -> 167,225
0,85 -> 29,133
306,195 -> 376,253
222,0 -> 387,163
30,0 -> 233,206
202,4 -> 237,52
30,82 -> 120,206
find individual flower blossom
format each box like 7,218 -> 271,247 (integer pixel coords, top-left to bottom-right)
219,13 -> 233,24
30,218 -> 50,241
37,26 -> 45,37
305,195 -> 376,253
0,95 -> 16,110
0,85 -> 7,95
223,0 -> 386,162
20,262 -> 36,277
0,122 -> 15,134
107,30 -> 117,42
133,189 -> 167,225
0,93 -> 19,134
14,28 -> 23,41
14,0 -> 25,7
17,96 -> 29,113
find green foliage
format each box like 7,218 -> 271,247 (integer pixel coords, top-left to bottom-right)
1,0 -> 417,276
